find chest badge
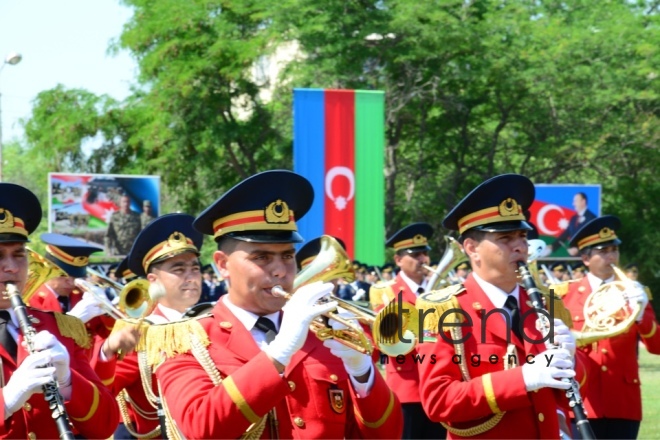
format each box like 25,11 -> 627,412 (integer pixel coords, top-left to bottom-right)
328,388 -> 345,414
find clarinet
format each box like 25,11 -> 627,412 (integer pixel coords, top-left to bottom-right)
6,284 -> 75,440
516,262 -> 596,440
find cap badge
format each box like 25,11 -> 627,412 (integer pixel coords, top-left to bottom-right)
73,256 -> 88,265
498,198 -> 521,217
265,199 -> 291,224
0,208 -> 15,228
599,227 -> 615,239
413,234 -> 426,245
167,231 -> 188,248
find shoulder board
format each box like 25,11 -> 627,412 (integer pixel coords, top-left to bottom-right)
369,280 -> 396,309
644,285 -> 653,302
548,280 -> 577,298
143,316 -> 211,367
53,312 -> 92,349
416,284 -> 466,334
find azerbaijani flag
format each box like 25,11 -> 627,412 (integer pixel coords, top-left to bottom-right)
293,89 -> 385,265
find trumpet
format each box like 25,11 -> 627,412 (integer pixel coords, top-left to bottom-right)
75,277 -> 161,321
424,236 -> 468,290
273,235 -> 419,356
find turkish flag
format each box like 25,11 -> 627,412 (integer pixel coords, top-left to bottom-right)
529,200 -> 576,237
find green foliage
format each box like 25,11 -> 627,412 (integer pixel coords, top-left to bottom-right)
16,0 -> 660,295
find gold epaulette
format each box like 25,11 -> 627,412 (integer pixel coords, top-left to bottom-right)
110,319 -> 152,352
144,316 -> 211,367
548,280 -> 576,298
53,312 -> 92,349
369,280 -> 396,309
416,284 -> 466,334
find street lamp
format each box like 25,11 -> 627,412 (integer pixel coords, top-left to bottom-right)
0,52 -> 23,182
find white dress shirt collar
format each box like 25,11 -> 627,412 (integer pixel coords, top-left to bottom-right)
586,272 -> 615,293
471,272 -> 519,311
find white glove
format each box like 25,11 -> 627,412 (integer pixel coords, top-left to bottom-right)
2,353 -> 56,418
67,291 -> 105,323
628,282 -> 649,322
549,319 -> 576,357
30,331 -> 71,388
540,246 -> 553,258
352,288 -> 366,301
264,281 -> 336,367
522,348 -> 575,392
323,312 -> 372,377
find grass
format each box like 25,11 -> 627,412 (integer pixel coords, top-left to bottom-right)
640,347 -> 660,439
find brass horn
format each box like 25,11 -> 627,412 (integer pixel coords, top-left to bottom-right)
572,264 -> 644,347
425,236 -> 468,290
75,277 -> 160,320
273,235 -> 419,356
22,248 -> 68,303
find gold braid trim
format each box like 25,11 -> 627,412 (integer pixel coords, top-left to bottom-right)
355,389 -> 395,428
145,318 -> 210,367
441,413 -> 506,437
431,294 -> 506,437
70,382 -> 99,422
641,321 -> 657,339
188,333 -> 268,439
54,312 -> 91,348
549,281 -> 571,298
158,380 -> 185,440
116,390 -> 161,439
482,374 -> 501,413
111,319 -> 151,352
545,291 -> 573,328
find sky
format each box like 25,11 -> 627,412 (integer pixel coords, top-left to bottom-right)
0,0 -> 138,143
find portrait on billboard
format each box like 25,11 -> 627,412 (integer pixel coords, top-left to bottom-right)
49,173 -> 160,257
528,184 -> 601,258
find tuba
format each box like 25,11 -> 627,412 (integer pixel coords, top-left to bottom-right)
273,235 -> 419,356
572,264 -> 644,347
424,236 -> 468,291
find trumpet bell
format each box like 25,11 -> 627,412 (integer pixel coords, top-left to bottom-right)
119,279 -> 155,319
294,235 -> 354,290
373,300 -> 419,356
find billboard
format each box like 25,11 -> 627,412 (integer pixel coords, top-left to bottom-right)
48,173 -> 160,257
529,184 -> 602,258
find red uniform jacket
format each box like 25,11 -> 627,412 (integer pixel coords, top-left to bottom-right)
0,309 -> 118,439
93,306 -> 171,438
562,277 -> 660,421
371,273 -> 424,404
418,274 -> 580,439
156,300 -> 403,439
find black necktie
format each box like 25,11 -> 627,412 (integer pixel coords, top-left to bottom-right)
504,296 -> 523,341
254,317 -> 278,343
0,311 -> 17,361
58,296 -> 70,313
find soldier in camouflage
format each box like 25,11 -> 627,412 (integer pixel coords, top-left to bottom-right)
104,194 -> 142,256
141,199 -> 156,229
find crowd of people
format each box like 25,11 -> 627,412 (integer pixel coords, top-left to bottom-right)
0,170 -> 656,439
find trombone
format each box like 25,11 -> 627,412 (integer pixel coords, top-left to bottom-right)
274,235 -> 420,356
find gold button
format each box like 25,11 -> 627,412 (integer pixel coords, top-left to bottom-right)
23,402 -> 32,411
538,413 -> 544,422
634,379 -> 639,384
294,417 -> 305,427
329,374 -> 338,382
396,367 -> 402,371
602,366 -> 608,372
288,381 -> 296,392
28,432 -> 36,440
574,316 -> 580,321
219,321 -> 232,329
601,348 -> 608,354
